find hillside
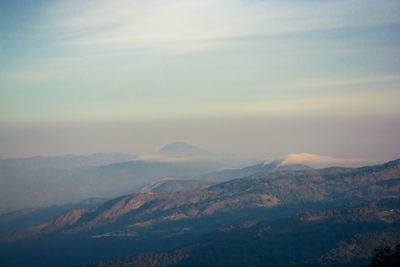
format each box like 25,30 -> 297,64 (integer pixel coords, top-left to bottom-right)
84,198 -> 400,267
0,198 -> 105,235
0,159 -> 399,266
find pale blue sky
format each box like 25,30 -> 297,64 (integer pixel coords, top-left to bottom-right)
0,0 -> 399,158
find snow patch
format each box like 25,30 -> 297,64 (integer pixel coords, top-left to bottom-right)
280,153 -> 378,168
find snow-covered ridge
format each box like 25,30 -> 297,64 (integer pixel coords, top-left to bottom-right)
278,153 -> 379,169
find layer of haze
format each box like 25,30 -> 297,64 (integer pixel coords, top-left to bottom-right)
1,0 -> 399,160
1,116 -> 399,161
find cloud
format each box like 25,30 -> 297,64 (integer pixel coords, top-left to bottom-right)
178,89 -> 400,117
280,153 -> 379,168
3,0 -> 399,123
47,0 -> 400,52
284,75 -> 400,89
4,70 -> 66,84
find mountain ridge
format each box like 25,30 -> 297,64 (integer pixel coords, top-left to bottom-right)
82,198 -> 400,267
2,159 -> 399,243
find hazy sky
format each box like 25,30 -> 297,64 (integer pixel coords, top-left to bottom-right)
1,0 -> 399,159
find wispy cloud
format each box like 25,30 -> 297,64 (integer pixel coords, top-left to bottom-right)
2,0 -> 399,123
179,89 -> 400,117
284,75 -> 400,89
47,0 -> 400,52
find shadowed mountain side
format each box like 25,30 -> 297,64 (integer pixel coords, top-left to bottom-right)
0,198 -> 105,235
83,198 -> 400,267
2,159 -> 399,243
2,190 -> 279,242
141,177 -> 214,193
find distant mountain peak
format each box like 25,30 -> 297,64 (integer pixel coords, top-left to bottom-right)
158,142 -> 210,157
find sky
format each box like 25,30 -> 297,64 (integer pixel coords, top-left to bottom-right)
0,0 -> 399,160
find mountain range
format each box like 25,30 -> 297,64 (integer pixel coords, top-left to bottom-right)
140,159 -> 311,193
1,142 -> 332,213
0,145 -> 223,213
1,158 -> 399,266
84,198 -> 400,267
